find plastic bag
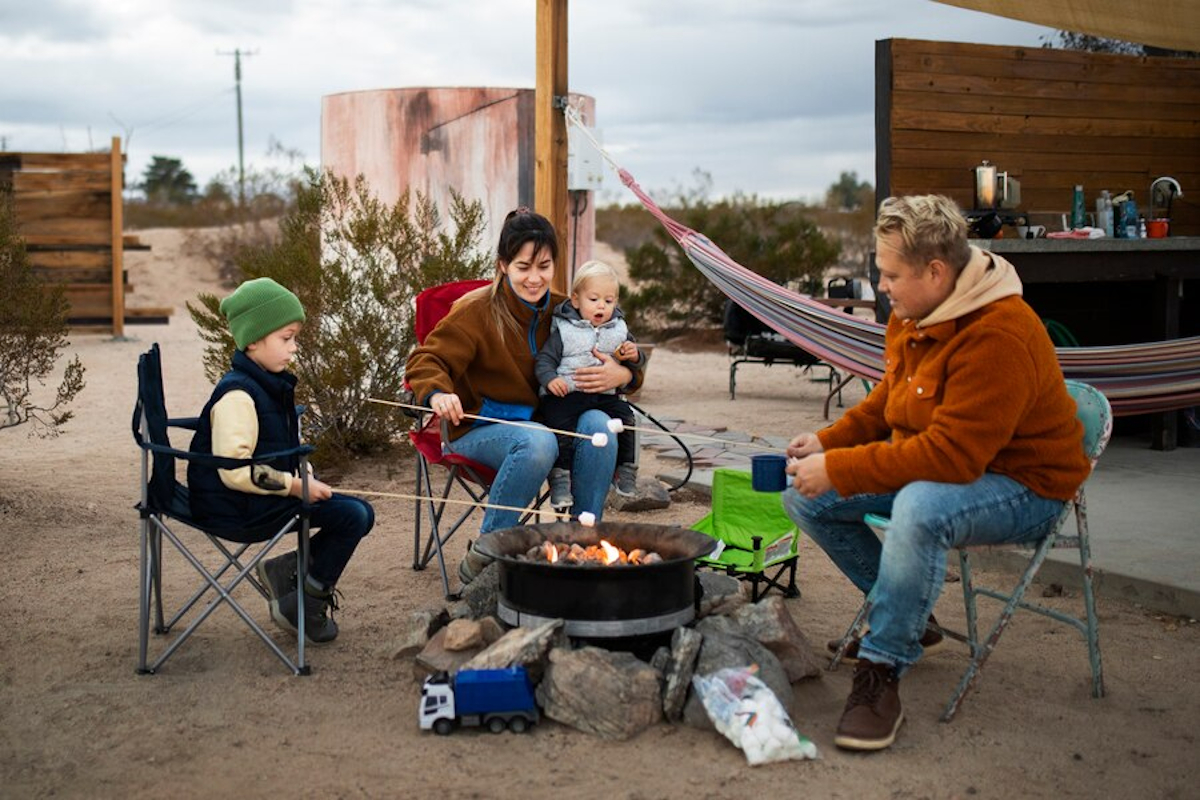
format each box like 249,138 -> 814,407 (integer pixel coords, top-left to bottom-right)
692,666 -> 819,765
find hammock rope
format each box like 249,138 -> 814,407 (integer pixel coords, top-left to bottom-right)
563,106 -> 1200,416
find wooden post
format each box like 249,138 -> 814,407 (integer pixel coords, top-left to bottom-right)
110,136 -> 125,338
535,0 -> 569,294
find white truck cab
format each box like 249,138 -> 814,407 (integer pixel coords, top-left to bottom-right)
418,676 -> 456,733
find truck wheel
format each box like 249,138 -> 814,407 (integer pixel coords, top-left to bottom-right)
433,719 -> 453,736
508,717 -> 529,734
487,717 -> 506,734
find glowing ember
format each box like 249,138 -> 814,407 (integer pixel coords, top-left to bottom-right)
520,540 -> 665,566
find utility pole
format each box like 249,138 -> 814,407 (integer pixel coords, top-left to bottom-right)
217,47 -> 257,208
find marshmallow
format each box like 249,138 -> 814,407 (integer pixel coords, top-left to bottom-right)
590,432 -> 609,447
578,512 -> 596,527
606,418 -> 624,434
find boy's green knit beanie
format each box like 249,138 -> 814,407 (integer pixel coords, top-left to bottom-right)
219,278 -> 306,350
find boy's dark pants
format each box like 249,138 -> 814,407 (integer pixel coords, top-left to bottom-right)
219,494 -> 373,587
541,391 -> 635,471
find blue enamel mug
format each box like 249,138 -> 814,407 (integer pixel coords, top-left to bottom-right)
750,453 -> 789,492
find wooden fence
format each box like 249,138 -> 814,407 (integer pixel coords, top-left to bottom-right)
876,39 -> 1200,235
0,137 -> 149,335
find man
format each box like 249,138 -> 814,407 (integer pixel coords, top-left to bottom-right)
784,195 -> 1090,751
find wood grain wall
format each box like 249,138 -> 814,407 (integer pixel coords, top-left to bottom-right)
0,146 -> 126,331
877,39 -> 1200,235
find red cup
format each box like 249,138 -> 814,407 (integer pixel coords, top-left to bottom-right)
1146,219 -> 1169,238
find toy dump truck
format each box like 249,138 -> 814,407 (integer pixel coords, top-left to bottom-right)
419,666 -> 538,735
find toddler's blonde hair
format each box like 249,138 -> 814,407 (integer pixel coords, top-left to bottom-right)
571,260 -> 621,295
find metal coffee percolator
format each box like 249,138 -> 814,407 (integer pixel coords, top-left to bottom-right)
973,160 -> 997,209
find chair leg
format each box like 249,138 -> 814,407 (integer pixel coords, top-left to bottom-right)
137,517 -> 153,674
829,594 -> 873,671
1075,494 -> 1105,698
960,550 -> 979,651
151,525 -> 166,634
941,537 -> 1055,722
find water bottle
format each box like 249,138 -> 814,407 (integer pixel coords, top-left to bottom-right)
1071,185 -> 1086,229
1095,190 -> 1113,238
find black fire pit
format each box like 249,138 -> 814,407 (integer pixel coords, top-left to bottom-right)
474,521 -> 717,639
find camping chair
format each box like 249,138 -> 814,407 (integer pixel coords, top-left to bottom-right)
406,280 -> 551,599
692,468 -> 802,601
724,298 -> 839,401
828,380 -> 1113,722
132,343 -> 315,675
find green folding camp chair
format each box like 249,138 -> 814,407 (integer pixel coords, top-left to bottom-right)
692,468 -> 801,601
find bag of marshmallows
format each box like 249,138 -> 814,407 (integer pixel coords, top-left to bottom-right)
692,665 -> 819,765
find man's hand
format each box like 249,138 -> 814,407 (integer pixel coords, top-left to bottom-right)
547,377 -> 570,397
787,453 -> 833,498
787,432 -> 824,459
429,391 -> 465,425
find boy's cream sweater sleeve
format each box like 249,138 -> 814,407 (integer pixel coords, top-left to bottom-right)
210,390 -> 294,496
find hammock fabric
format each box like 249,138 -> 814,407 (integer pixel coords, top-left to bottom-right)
564,109 -> 1200,417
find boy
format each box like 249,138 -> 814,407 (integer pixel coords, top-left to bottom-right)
535,261 -> 644,507
188,277 -> 374,644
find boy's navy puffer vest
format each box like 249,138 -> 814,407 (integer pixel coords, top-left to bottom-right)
188,350 -> 301,533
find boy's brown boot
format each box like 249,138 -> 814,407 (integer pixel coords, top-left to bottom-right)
834,660 -> 904,751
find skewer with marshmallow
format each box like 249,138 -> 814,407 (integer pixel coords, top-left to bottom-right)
605,416 -> 786,454
337,487 -> 598,524
369,397 -> 608,447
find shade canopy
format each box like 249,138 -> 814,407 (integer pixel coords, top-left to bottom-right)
934,0 -> 1200,52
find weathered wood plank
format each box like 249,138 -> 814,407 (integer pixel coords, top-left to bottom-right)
0,152 -> 112,170
894,38 -> 1200,72
26,250 -> 112,270
891,129 -> 1196,157
13,191 -> 110,223
892,108 -> 1199,140
893,50 -> 1200,87
892,89 -> 1200,124
892,147 -> 1200,174
17,219 -> 112,247
893,70 -> 1200,107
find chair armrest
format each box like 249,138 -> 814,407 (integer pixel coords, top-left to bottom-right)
167,416 -> 201,430
135,437 -> 315,471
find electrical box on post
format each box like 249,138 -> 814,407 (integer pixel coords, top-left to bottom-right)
567,124 -> 603,192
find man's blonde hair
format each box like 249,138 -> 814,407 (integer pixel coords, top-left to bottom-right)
571,260 -> 621,294
873,195 -> 971,274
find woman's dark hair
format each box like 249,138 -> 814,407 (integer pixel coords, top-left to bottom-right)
497,207 -> 558,264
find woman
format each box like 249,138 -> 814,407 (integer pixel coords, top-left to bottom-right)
405,208 -> 642,583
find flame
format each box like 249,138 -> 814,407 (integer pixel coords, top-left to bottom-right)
599,539 -> 620,565
542,541 -> 558,563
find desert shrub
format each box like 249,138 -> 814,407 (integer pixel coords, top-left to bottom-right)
0,190 -> 86,435
188,168 -> 491,466
621,193 -> 840,337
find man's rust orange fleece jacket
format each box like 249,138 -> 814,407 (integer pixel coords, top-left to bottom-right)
819,249 -> 1090,501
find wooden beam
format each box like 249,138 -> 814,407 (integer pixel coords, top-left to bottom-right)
535,0 -> 569,294
110,136 -> 124,338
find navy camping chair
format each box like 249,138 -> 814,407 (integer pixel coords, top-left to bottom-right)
132,343 -> 316,675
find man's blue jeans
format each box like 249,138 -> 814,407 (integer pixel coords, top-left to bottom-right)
448,409 -> 618,534
782,474 -> 1066,675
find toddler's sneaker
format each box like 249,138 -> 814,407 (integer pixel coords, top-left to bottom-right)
615,463 -> 638,497
548,467 -> 573,508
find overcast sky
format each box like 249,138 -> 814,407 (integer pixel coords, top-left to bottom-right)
1,1 -> 1055,203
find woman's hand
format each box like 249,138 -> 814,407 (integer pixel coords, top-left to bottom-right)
573,349 -> 633,394
430,392 -> 465,426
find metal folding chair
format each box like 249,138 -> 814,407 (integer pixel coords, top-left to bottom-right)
132,343 -> 316,675
829,380 -> 1113,721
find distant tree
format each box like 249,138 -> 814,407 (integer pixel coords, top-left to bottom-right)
1041,30 -> 1198,58
139,156 -> 198,205
0,191 -> 85,435
825,171 -> 873,212
622,190 -> 840,336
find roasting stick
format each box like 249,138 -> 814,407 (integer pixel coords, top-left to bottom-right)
603,418 -> 789,455
337,488 -> 598,527
368,397 -> 609,446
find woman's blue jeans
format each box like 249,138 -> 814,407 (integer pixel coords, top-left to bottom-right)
782,473 -> 1065,675
448,409 -> 618,534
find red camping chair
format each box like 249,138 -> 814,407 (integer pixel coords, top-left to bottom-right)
407,280 -> 550,598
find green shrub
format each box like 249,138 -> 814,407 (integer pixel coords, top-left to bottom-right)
621,193 -> 840,336
188,168 -> 491,466
0,190 -> 86,435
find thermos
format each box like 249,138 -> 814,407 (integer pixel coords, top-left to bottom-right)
1071,185 -> 1086,229
973,161 -> 997,209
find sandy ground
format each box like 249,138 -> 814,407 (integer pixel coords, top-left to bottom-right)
1,228 -> 1198,799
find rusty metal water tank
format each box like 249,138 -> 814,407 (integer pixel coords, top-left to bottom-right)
321,87 -> 596,275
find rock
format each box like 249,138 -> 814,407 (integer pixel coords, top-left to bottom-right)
649,646 -> 671,678
606,478 -> 671,512
446,599 -> 473,620
460,618 -> 566,683
681,620 -> 793,731
731,596 -> 823,681
697,571 -> 748,618
443,618 -> 485,652
459,562 -> 500,619
478,616 -> 506,644
536,646 -> 662,740
388,609 -> 439,660
414,627 -> 482,680
662,626 -> 703,721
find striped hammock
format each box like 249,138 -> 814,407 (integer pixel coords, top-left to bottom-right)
564,109 -> 1200,417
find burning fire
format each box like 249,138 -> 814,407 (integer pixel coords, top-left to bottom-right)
522,539 -> 664,566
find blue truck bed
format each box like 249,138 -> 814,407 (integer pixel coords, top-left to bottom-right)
454,667 -> 536,716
